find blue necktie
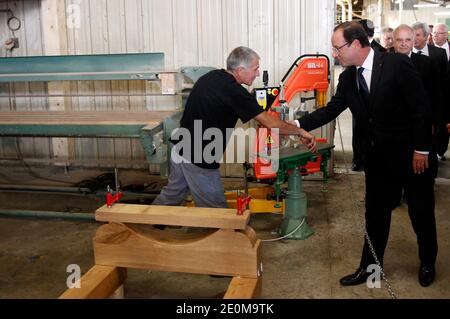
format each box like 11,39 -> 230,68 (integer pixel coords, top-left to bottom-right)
357,67 -> 370,107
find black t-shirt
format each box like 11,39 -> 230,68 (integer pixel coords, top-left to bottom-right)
171,69 -> 263,169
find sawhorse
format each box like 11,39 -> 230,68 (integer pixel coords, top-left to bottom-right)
60,204 -> 262,299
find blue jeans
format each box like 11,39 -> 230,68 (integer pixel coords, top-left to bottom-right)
152,152 -> 227,208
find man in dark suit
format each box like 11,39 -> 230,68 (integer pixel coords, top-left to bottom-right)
391,25 -> 438,286
350,20 -> 387,171
395,25 -> 441,152
431,23 -> 450,160
298,22 -> 437,287
413,22 -> 449,161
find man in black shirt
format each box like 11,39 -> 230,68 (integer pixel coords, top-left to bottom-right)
153,46 -> 316,208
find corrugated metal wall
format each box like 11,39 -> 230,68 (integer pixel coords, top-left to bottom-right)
0,0 -> 335,176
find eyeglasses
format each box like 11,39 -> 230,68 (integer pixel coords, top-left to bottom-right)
332,41 -> 351,54
432,32 -> 447,35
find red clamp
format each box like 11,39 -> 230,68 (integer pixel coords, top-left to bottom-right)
236,190 -> 251,215
106,185 -> 123,208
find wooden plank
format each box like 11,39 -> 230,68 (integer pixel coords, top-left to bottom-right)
42,0 -> 70,162
224,276 -> 262,299
89,0 -> 115,165
107,0 -> 131,168
59,265 -> 127,299
74,0 -> 97,167
95,204 -> 250,230
125,0 -> 146,168
94,223 -> 260,278
10,0 -> 34,161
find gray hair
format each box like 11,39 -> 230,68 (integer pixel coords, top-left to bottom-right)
381,27 -> 393,35
434,23 -> 449,33
226,46 -> 260,71
412,22 -> 430,36
394,24 -> 414,34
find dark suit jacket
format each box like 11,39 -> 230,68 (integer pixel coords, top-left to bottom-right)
410,52 -> 441,126
447,66 -> 450,124
299,51 -> 431,175
371,40 -> 386,52
427,44 -> 448,125
428,44 -> 448,78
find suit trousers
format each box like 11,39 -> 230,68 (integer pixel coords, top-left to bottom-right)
359,148 -> 438,269
352,116 -> 365,166
436,123 -> 449,157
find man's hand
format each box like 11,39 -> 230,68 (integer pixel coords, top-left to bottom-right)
299,128 -> 317,152
412,152 -> 428,174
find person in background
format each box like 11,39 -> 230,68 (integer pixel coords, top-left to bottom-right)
412,22 -> 449,162
431,23 -> 449,161
391,26 -> 438,279
432,23 -> 449,61
428,25 -> 434,45
380,27 -> 394,51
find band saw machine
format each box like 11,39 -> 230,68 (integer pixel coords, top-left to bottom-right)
226,54 -> 334,240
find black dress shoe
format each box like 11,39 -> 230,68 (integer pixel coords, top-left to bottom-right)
418,265 -> 435,287
340,267 -> 370,286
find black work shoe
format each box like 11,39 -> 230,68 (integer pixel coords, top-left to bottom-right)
418,265 -> 435,287
340,267 -> 371,286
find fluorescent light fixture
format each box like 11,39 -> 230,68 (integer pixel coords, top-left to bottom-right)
414,4 -> 440,8
433,11 -> 450,15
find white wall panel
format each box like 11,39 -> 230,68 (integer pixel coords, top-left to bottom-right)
248,0 -> 274,87
173,0 -> 199,67
198,0 -> 223,68
274,0 -> 301,85
222,0 -> 249,56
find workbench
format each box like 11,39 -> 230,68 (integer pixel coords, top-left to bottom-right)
0,53 -> 213,171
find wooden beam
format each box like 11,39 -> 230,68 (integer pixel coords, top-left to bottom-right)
59,265 -> 127,299
95,204 -> 250,230
41,0 -> 72,162
94,222 -> 261,278
224,276 -> 262,299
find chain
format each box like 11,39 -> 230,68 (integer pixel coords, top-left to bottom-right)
336,117 -> 397,299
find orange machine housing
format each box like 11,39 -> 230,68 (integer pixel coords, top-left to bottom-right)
253,55 -> 330,180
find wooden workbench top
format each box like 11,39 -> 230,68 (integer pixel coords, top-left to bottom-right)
96,204 -> 250,230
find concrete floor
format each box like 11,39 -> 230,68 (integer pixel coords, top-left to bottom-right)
0,113 -> 449,299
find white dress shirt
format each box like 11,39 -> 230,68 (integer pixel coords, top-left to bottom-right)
412,45 -> 429,56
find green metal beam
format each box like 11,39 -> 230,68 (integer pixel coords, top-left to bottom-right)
0,209 -> 95,221
0,123 -> 147,138
0,53 -> 165,82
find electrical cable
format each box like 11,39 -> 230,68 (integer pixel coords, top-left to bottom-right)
260,217 -> 306,242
